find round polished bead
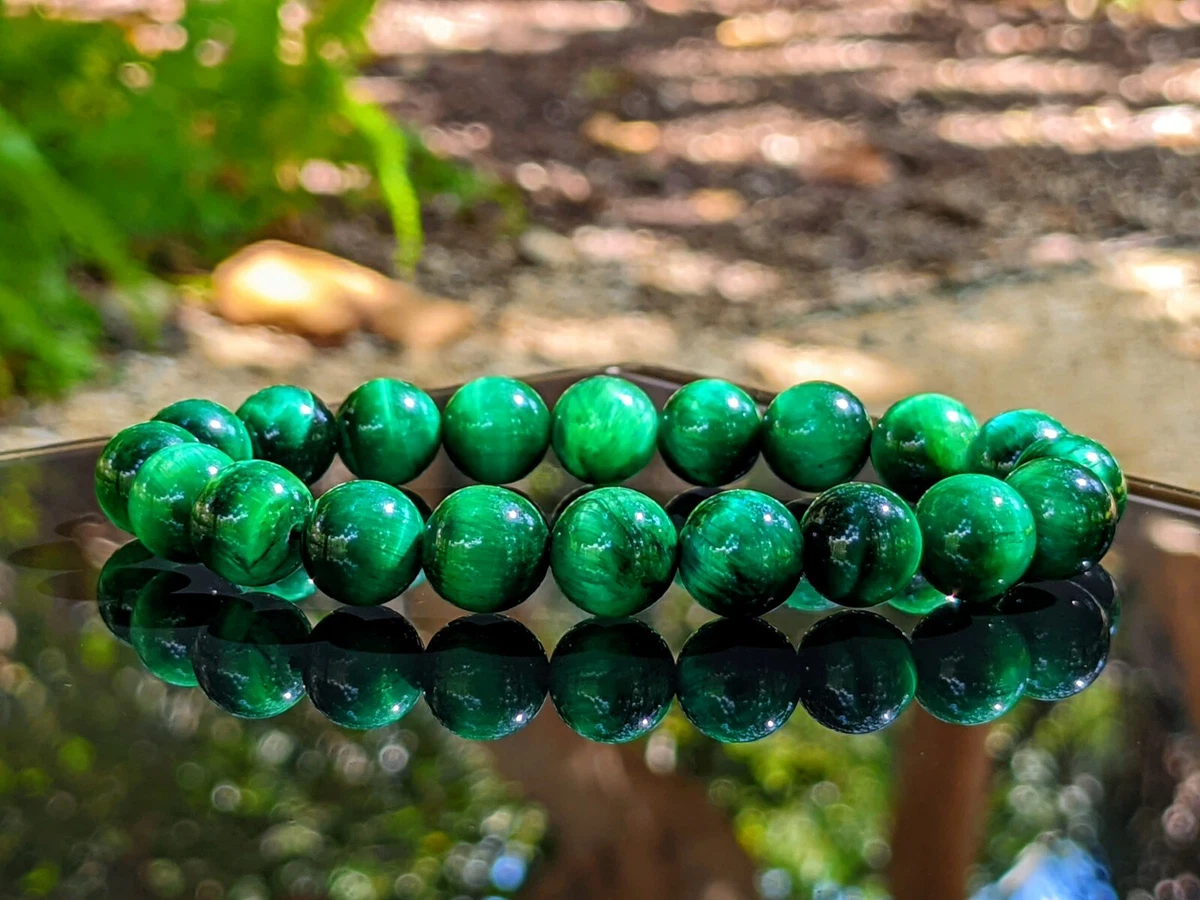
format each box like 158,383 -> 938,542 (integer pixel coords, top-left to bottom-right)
886,573 -> 950,616
871,393 -> 979,501
336,378 -> 441,485
1006,459 -> 1116,581
305,607 -> 424,729
95,421 -> 198,532
664,487 -> 724,534
911,605 -> 1029,725
130,575 -> 228,687
916,474 -> 1035,601
678,490 -> 802,617
192,594 -> 311,719
256,567 -> 318,604
762,381 -> 872,491
800,483 -> 922,608
1016,433 -> 1127,518
551,375 -> 658,484
1071,565 -> 1120,636
968,409 -> 1064,478
425,615 -> 549,740
785,577 -> 839,612
549,618 -> 675,743
658,379 -> 761,486
96,541 -> 181,645
128,443 -> 233,561
154,398 -> 254,461
550,487 -> 677,617
423,486 -> 549,613
237,385 -> 337,485
676,618 -> 800,743
996,581 -> 1110,701
443,376 -> 550,484
302,480 -> 423,606
190,460 -> 314,587
796,611 -> 916,734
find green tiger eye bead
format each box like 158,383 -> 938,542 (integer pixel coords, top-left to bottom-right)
551,375 -> 658,485
192,594 -> 312,719
1016,433 -> 1127,518
762,381 -> 872,491
237,385 -> 337,485
871,393 -> 979,501
95,422 -> 198,532
968,409 -> 1065,478
130,574 -> 227,687
1072,565 -> 1120,636
796,611 -> 916,734
337,378 -> 442,485
785,577 -> 839,612
96,541 -> 180,645
302,481 -> 423,606
1006,458 -> 1116,581
128,443 -> 233,562
305,607 -> 424,729
911,605 -> 1030,725
423,485 -> 549,613
190,460 -> 314,587
886,573 -> 950,616
549,618 -> 675,743
800,483 -> 922,608
679,490 -> 802,617
154,398 -> 254,461
916,474 -> 1036,601
677,618 -> 800,742
550,487 -> 677,617
425,615 -> 549,740
255,567 -> 318,604
658,379 -> 761,486
996,581 -> 1110,701
443,376 -> 550,484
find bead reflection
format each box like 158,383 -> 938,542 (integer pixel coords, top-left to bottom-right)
1070,564 -> 1120,637
305,607 -> 424,730
129,572 -> 229,687
425,615 -> 549,741
96,540 -> 183,645
677,617 -> 800,743
886,572 -> 951,617
549,617 -> 675,743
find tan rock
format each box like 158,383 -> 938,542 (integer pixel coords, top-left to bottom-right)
370,299 -> 478,351
178,305 -> 316,372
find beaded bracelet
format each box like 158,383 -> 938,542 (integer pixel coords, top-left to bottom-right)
97,545 -> 1116,741
94,374 -> 1125,617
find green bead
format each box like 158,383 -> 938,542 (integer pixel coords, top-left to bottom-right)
784,577 -> 839,612
911,605 -> 1029,725
154,398 -> 254,461
887,573 -> 950,616
192,594 -> 311,719
549,618 -> 675,743
996,582 -> 1110,701
95,422 -> 198,531
336,378 -> 441,485
255,567 -> 318,604
800,483 -> 922,608
130,574 -> 227,687
762,381 -> 871,491
551,375 -> 658,484
302,480 -> 423,606
128,443 -> 233,561
659,379 -> 761,486
305,607 -> 424,729
190,460 -> 314,587
968,409 -> 1065,478
425,615 -> 548,740
679,490 -> 802,617
237,385 -> 337,485
916,474 -> 1035,601
677,618 -> 800,742
423,485 -> 548,613
1006,458 -> 1116,580
96,541 -> 180,645
443,376 -> 550,484
550,487 -> 677,617
796,611 -> 916,734
1072,566 -> 1120,636
1016,433 -> 1127,518
871,393 -> 979,500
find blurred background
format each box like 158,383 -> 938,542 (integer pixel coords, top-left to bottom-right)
3,2 -> 1200,900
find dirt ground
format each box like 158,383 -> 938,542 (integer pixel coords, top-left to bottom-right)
6,0 -> 1200,489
